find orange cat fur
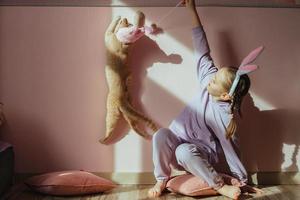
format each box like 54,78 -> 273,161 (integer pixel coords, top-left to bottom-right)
99,15 -> 158,145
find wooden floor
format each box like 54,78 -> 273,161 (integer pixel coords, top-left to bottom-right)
4,184 -> 300,200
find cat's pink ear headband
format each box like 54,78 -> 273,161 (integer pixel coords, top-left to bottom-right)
228,46 -> 264,96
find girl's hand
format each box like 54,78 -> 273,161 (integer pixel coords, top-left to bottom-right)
240,185 -> 264,194
230,178 -> 243,187
182,0 -> 196,11
231,179 -> 264,194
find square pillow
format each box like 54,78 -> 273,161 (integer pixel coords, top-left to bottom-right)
166,173 -> 237,196
24,170 -> 117,196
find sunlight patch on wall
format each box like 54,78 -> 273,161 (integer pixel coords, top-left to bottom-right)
296,146 -> 300,170
281,143 -> 299,171
111,7 -> 145,172
146,33 -> 198,104
114,130 -> 143,172
111,6 -> 200,172
249,91 -> 276,111
111,5 -> 206,171
112,7 -> 198,104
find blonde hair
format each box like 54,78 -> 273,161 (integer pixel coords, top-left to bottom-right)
219,67 -> 250,139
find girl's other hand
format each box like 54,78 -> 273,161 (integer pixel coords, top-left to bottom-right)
182,0 -> 196,11
240,185 -> 264,194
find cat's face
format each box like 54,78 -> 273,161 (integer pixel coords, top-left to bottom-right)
115,18 -> 132,33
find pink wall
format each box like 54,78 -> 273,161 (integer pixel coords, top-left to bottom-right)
0,6 -> 299,173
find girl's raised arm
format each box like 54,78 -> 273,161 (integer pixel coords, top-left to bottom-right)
184,0 -> 217,86
183,0 -> 202,28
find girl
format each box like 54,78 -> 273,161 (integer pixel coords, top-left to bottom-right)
148,0 -> 263,199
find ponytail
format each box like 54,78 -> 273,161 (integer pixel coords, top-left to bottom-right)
226,74 -> 251,139
226,118 -> 237,140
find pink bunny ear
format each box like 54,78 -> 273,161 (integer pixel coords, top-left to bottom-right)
240,46 -> 264,67
237,64 -> 259,76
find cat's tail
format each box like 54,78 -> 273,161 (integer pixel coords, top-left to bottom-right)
119,103 -> 158,139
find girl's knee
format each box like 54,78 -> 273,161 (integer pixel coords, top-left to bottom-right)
175,143 -> 195,163
175,143 -> 210,163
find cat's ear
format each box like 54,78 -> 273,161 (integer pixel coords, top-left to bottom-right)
240,46 -> 264,67
105,16 -> 121,36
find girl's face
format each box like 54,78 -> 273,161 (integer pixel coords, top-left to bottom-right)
207,68 -> 235,100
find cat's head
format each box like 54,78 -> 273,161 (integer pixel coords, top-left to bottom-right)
115,18 -> 132,33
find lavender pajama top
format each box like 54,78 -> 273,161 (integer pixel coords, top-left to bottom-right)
169,26 -> 248,184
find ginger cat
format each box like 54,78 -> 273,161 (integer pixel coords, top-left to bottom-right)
99,14 -> 159,145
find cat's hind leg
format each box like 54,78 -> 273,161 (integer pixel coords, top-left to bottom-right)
125,102 -> 159,133
120,103 -> 157,139
99,98 -> 122,145
122,113 -> 152,140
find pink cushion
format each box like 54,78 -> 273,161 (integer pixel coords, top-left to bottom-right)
24,170 -> 117,196
166,173 -> 237,196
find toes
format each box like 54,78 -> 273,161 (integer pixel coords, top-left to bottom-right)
148,188 -> 161,198
147,189 -> 155,198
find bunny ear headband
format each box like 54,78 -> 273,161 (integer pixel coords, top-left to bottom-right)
228,46 -> 265,96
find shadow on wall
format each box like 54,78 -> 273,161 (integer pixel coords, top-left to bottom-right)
128,34 -> 182,129
216,31 -> 300,182
237,94 -> 300,183
130,27 -> 300,179
213,31 -> 240,68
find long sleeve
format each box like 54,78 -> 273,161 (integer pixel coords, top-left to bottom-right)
192,26 -> 217,87
211,114 -> 248,185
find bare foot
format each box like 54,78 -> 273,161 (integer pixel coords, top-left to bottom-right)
217,184 -> 241,199
147,180 -> 167,198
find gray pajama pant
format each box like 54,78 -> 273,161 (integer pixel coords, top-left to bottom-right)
153,128 -> 229,189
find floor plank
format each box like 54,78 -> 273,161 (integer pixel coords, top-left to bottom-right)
3,184 -> 300,200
